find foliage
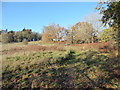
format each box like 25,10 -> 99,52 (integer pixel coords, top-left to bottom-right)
83,12 -> 102,43
96,0 -> 120,44
1,31 -> 14,43
99,27 -> 117,42
1,28 -> 42,43
71,22 -> 94,44
1,33 -> 9,43
42,23 -> 69,42
96,0 -> 120,27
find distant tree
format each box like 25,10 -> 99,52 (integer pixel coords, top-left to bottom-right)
22,29 -> 32,41
1,31 -> 15,43
83,12 -> 102,43
36,33 -> 42,41
1,33 -> 9,43
65,29 -> 73,44
14,31 -> 23,42
31,32 -> 37,41
55,27 -> 68,41
14,28 -> 34,42
42,28 -> 52,42
1,28 -> 41,43
42,23 -> 68,42
31,32 -> 42,41
71,22 -> 94,44
42,24 -> 56,42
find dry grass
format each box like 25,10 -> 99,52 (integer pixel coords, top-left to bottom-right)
1,41 -> 119,88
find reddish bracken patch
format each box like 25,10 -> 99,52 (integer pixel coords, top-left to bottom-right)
71,42 -> 108,47
71,42 -> 117,54
2,42 -> 117,55
2,45 -> 64,55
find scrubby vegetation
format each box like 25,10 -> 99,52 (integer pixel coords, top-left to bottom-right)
0,28 -> 42,43
2,42 -> 119,89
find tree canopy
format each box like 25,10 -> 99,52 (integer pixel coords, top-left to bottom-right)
96,0 -> 120,44
42,23 -> 69,42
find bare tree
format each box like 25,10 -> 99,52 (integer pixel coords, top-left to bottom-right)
83,12 -> 102,43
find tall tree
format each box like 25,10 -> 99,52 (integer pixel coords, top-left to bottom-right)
42,24 -> 56,42
83,12 -> 102,43
42,23 -> 68,42
96,0 -> 120,44
71,22 -> 94,44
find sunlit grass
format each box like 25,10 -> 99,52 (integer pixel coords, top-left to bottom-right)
1,41 -> 119,88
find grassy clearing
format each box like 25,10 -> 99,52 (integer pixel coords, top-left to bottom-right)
2,42 -> 27,52
1,41 -> 55,52
28,40 -> 55,46
2,47 -> 119,88
2,51 -> 67,71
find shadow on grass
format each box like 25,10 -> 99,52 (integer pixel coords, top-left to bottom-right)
54,50 -> 119,88
2,50 -> 119,89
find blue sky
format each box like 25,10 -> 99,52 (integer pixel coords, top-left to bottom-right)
2,2 -> 98,33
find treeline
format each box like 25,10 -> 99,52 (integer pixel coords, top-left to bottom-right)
0,22 -> 117,44
41,0 -> 120,45
42,22 -> 116,44
0,28 -> 42,43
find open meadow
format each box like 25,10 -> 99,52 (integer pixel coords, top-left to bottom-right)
1,41 -> 120,89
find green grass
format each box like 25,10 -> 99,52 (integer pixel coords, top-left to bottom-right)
2,49 -> 119,88
28,40 -> 55,46
3,51 -> 67,71
2,41 -> 55,51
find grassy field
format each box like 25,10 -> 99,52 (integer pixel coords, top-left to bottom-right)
1,41 -> 120,89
